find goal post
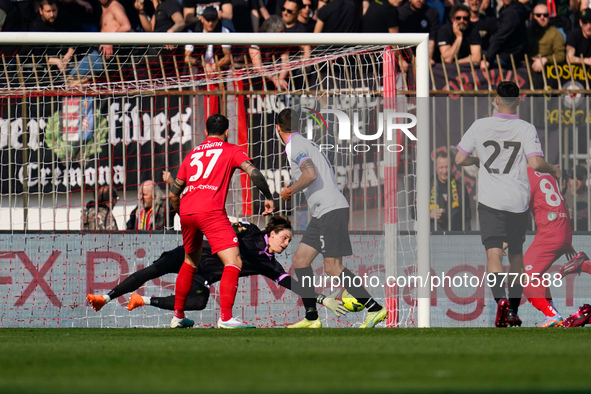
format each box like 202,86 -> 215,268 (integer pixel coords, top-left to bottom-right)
0,32 -> 430,328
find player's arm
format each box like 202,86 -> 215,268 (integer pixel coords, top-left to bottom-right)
169,177 -> 186,213
527,156 -> 561,179
281,158 -> 317,201
240,160 -> 275,215
454,150 -> 480,168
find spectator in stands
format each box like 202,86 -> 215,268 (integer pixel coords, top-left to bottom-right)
480,0 -> 528,70
564,165 -> 589,231
527,3 -> 566,72
184,6 -> 232,75
282,0 -> 306,32
25,0 -> 75,71
566,9 -> 591,65
314,0 -> 359,32
136,0 -> 185,33
126,179 -> 174,230
298,0 -> 316,32
249,0 -> 272,32
438,4 -> 482,63
82,186 -> 119,231
361,0 -> 399,33
249,15 -> 290,90
183,0 -> 233,32
397,0 -> 440,66
430,151 -> 471,231
0,0 -> 25,56
67,0 -> 131,85
467,0 -> 496,55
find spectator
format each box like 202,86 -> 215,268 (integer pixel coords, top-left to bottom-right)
566,9 -> 591,65
397,0 -> 440,66
314,0 -> 359,32
298,0 -> 316,32
527,3 -> 566,72
136,0 -> 185,32
248,0 -> 272,32
564,165 -> 589,231
467,0 -> 496,55
0,0 -> 25,56
68,0 -> 131,85
82,186 -> 119,231
182,0 -> 233,32
184,6 -> 232,75
430,151 -> 471,231
249,15 -> 290,90
480,0 -> 528,70
126,179 -> 174,230
438,4 -> 482,63
25,0 -> 75,72
282,0 -> 306,32
361,0 -> 399,33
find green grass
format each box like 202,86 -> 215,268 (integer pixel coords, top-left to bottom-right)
0,328 -> 589,393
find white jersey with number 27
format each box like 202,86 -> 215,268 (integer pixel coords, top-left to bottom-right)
457,113 -> 544,213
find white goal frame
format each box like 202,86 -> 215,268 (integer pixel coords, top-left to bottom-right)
1,32 -> 431,327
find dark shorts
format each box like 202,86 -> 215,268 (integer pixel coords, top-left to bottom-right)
301,208 -> 353,258
478,204 -> 529,255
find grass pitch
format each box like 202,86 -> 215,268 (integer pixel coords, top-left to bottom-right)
0,328 -> 588,393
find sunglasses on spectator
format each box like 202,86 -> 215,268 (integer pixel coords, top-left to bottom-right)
204,17 -> 217,21
454,15 -> 469,21
583,19 -> 591,25
282,7 -> 295,14
534,13 -> 549,17
302,3 -> 311,8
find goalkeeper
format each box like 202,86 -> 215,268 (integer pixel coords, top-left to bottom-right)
87,215 -> 347,326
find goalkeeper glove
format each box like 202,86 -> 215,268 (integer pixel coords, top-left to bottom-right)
317,290 -> 348,317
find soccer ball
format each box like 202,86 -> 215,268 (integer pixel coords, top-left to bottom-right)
341,290 -> 364,312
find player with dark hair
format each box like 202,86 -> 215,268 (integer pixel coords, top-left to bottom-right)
523,167 -> 582,327
170,113 -> 274,329
276,108 -> 387,329
455,81 -> 560,327
87,216 -> 347,325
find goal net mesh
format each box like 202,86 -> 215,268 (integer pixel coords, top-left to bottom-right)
0,40 -> 419,328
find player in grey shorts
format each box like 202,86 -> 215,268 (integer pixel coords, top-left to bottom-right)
276,108 -> 388,328
455,81 -> 560,327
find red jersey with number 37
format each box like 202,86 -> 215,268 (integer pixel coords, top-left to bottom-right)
177,137 -> 251,215
527,167 -> 572,243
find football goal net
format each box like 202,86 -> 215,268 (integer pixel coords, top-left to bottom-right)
0,32 -> 430,328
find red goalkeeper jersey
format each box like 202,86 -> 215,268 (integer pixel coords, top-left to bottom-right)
177,137 -> 251,216
527,167 -> 572,242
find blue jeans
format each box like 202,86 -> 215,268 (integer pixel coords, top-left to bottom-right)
69,49 -> 104,78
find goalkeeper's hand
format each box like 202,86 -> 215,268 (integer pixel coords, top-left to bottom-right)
317,290 -> 348,317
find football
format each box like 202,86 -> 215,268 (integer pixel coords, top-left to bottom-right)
342,290 -> 365,312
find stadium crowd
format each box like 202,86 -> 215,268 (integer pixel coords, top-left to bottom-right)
2,0 -> 591,72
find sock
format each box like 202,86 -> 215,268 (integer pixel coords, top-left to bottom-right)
173,263 -> 195,319
103,295 -> 111,304
219,264 -> 241,322
341,267 -> 382,312
490,273 -> 507,304
523,279 -> 556,317
581,261 -> 591,275
295,267 -> 318,321
142,296 -> 150,305
508,281 -> 522,314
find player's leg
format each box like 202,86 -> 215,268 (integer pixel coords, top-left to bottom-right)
87,246 -> 186,311
171,215 -> 203,328
523,238 -> 569,327
478,204 -> 512,327
288,242 -> 321,328
560,251 -> 591,277
130,275 -> 210,312
504,210 -> 529,326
